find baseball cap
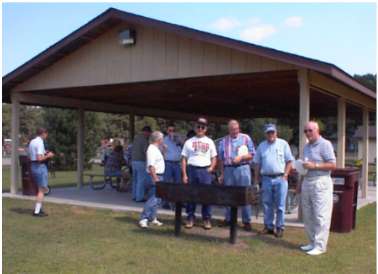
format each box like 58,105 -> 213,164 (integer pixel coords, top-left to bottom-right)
196,117 -> 208,126
264,123 -> 277,133
142,126 -> 152,132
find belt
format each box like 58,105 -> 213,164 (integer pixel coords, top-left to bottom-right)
165,160 -> 180,163
262,173 -> 284,178
224,163 -> 249,168
31,161 -> 43,164
157,173 -> 164,176
188,165 -> 209,169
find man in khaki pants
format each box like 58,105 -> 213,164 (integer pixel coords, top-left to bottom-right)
297,121 -> 336,256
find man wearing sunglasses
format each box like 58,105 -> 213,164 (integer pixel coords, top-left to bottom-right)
298,121 -> 336,256
218,120 -> 255,231
253,124 -> 294,238
181,117 -> 217,230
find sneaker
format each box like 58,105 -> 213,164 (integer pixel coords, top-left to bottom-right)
33,211 -> 48,217
275,228 -> 284,238
203,219 -> 212,230
139,219 -> 148,228
185,218 -> 194,229
300,244 -> 314,252
243,223 -> 252,232
258,227 -> 274,235
306,248 -> 326,256
151,218 -> 163,226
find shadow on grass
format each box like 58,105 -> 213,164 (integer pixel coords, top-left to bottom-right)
114,215 -> 299,249
9,207 -> 33,215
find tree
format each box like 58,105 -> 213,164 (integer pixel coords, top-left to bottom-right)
353,73 -> 376,92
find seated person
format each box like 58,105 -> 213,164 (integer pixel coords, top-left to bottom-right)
104,140 -> 125,177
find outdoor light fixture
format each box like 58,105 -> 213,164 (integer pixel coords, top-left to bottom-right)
118,29 -> 136,46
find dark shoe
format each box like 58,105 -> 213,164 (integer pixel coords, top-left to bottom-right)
275,228 -> 284,238
218,219 -> 230,227
258,227 -> 274,235
185,218 -> 194,229
33,211 -> 48,217
203,219 -> 212,230
243,223 -> 252,232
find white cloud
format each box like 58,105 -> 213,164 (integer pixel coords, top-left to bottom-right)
239,24 -> 276,42
284,16 -> 303,28
209,17 -> 240,32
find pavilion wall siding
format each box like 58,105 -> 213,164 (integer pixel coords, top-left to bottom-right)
14,23 -> 294,92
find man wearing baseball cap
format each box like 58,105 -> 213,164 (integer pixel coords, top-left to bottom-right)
181,117 -> 217,230
253,123 -> 294,238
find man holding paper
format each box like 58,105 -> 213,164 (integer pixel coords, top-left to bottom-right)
218,120 -> 255,231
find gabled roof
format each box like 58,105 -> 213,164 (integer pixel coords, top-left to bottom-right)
2,7 -> 376,100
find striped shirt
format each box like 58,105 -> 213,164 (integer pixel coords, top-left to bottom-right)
303,136 -> 336,177
218,133 -> 255,166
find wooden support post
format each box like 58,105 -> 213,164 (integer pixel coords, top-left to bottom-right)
337,98 -> 346,168
361,108 -> 369,198
174,202 -> 182,236
10,93 -> 20,194
77,108 -> 84,188
229,207 -> 238,244
298,69 -> 310,158
129,113 -> 135,142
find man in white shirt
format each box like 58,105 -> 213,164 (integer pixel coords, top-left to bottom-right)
181,117 -> 217,230
139,131 -> 165,228
28,128 -> 54,217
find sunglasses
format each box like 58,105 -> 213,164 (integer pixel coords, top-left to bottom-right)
167,129 -> 175,132
196,125 -> 206,130
304,129 -> 313,133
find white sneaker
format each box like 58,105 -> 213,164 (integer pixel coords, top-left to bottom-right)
300,244 -> 314,252
151,218 -> 163,226
306,248 -> 326,256
139,219 -> 148,228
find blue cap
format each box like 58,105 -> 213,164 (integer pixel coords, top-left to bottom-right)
264,123 -> 277,133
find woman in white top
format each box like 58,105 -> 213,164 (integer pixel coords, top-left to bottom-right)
139,131 -> 165,228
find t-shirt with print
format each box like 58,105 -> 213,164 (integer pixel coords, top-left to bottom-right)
181,136 -> 217,167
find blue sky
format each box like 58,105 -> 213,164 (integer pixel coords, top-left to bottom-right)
2,3 -> 376,76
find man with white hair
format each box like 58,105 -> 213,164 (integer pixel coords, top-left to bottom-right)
297,121 -> 336,255
139,131 -> 165,228
218,120 -> 255,231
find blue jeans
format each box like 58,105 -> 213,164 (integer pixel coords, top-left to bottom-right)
140,175 -> 163,221
31,163 -> 48,188
224,165 -> 252,224
164,161 -> 181,183
262,176 -> 288,230
132,161 -> 148,201
186,166 -> 212,220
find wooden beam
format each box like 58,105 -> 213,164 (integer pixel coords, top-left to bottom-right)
310,71 -> 376,110
15,93 -> 230,123
77,108 -> 84,188
361,108 -> 369,198
337,97 -> 346,168
10,93 -> 20,194
298,69 -> 310,158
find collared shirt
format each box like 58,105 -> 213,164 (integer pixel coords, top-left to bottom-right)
28,136 -> 45,161
146,144 -> 165,174
218,133 -> 255,166
253,138 -> 294,175
163,135 -> 182,162
303,136 -> 336,177
131,134 -> 149,161
181,136 -> 217,167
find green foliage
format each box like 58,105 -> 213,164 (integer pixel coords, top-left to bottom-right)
353,73 -> 376,92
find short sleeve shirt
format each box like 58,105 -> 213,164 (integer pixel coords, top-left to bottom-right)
218,133 -> 255,166
253,138 -> 294,175
131,134 -> 149,161
181,136 -> 217,167
146,144 -> 165,174
163,135 -> 183,162
28,136 -> 45,161
303,136 -> 336,177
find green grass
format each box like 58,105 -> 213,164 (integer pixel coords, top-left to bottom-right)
3,198 -> 376,274
2,165 -> 104,192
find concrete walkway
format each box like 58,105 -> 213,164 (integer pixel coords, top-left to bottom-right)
3,184 -> 376,228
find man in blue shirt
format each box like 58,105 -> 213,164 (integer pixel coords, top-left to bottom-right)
163,124 -> 183,184
253,124 -> 294,237
218,120 -> 255,231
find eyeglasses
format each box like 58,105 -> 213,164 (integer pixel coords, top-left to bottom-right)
196,125 -> 206,130
167,129 -> 174,132
304,129 -> 313,133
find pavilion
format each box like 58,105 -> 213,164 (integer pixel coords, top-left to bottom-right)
3,8 -> 376,198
